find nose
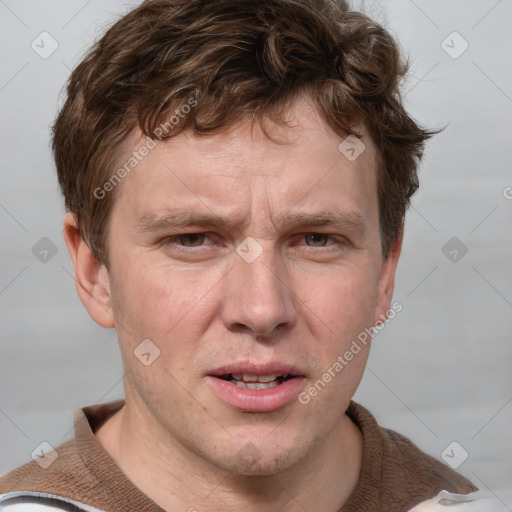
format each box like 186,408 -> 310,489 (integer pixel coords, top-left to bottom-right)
220,243 -> 297,338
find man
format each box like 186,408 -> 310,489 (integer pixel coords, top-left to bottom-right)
0,0 -> 490,510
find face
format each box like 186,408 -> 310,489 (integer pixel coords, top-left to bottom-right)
76,95 -> 400,476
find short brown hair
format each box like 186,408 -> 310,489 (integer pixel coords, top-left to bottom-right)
53,0 -> 434,266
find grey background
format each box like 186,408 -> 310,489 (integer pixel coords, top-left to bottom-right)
1,0 -> 511,507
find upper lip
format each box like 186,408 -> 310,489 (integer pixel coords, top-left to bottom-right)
208,362 -> 305,377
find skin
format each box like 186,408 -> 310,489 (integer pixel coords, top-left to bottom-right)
64,94 -> 402,512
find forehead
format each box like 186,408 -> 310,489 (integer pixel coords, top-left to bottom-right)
111,96 -> 378,229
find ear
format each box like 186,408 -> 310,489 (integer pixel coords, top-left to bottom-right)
63,212 -> 115,328
373,227 -> 403,325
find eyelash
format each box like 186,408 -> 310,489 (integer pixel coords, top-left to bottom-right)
161,233 -> 344,253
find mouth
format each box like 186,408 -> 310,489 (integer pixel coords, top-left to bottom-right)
216,373 -> 296,390
205,364 -> 306,412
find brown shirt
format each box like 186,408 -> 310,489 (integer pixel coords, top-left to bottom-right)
0,400 -> 477,511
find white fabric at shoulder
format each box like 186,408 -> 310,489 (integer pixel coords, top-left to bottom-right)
408,490 -> 501,511
0,491 -> 105,512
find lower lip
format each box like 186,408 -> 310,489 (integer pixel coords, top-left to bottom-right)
205,376 -> 306,413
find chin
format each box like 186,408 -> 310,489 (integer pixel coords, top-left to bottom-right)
213,436 -> 314,477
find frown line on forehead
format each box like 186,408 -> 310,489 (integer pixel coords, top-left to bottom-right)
134,207 -> 368,238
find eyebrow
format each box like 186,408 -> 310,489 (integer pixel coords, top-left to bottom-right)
135,208 -> 367,236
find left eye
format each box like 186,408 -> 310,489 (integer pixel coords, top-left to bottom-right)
301,233 -> 335,247
164,233 -> 212,248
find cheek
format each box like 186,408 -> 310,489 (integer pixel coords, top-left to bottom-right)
108,261 -> 215,400
109,256 -> 224,351
295,267 -> 379,414
297,263 -> 380,342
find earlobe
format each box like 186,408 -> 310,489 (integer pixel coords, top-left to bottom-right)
63,212 -> 115,329
373,227 -> 403,325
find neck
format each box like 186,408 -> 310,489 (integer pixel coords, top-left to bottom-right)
95,397 -> 363,512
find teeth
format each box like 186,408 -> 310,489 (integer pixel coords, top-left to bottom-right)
257,374 -> 278,382
230,373 -> 291,382
233,380 -> 280,390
